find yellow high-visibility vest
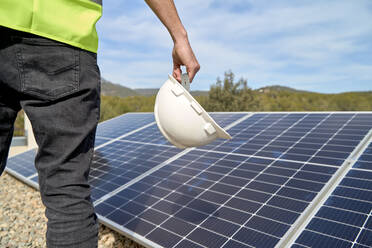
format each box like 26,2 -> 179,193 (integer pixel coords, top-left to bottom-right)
0,0 -> 102,53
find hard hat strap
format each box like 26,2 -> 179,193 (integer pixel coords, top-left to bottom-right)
181,73 -> 190,92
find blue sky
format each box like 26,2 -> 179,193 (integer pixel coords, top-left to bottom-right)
96,0 -> 372,93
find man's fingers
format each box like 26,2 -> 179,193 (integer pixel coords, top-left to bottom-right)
187,63 -> 200,83
173,65 -> 182,82
172,41 -> 200,83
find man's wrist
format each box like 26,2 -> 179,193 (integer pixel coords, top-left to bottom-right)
171,28 -> 188,43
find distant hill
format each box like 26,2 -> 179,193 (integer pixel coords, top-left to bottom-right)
134,88 -> 209,97
101,78 -> 139,98
101,78 -> 326,98
257,85 -> 310,93
190,90 -> 209,97
134,88 -> 159,96
102,79 -> 208,97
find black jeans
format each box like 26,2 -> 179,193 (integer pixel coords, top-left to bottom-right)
0,27 -> 100,247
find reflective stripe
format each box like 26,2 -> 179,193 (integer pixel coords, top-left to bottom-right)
0,0 -> 102,53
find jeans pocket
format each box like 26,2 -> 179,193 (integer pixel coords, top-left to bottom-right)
16,41 -> 79,100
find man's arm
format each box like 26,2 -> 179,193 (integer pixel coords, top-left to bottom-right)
144,0 -> 200,82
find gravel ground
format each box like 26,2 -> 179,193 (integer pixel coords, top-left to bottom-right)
0,172 -> 145,248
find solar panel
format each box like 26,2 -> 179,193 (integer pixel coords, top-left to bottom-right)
293,140 -> 372,248
5,148 -> 38,187
199,113 -> 368,167
96,150 -> 335,248
96,113 -> 155,139
5,112 -> 372,248
89,141 -> 182,201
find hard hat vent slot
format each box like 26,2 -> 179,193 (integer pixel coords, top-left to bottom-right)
171,86 -> 184,96
204,123 -> 216,135
191,101 -> 202,115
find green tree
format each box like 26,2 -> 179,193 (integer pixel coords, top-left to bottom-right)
203,71 -> 257,111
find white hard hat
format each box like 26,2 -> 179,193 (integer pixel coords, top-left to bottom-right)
154,74 -> 231,149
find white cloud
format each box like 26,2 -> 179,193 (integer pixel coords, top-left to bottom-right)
97,0 -> 372,93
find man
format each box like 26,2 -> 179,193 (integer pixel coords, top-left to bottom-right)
0,0 -> 199,247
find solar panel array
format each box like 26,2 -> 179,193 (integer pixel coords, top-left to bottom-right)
5,112 -> 372,248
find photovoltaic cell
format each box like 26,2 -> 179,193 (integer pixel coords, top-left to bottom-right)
94,137 -> 111,147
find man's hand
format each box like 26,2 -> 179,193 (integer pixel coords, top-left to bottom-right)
144,0 -> 200,83
172,37 -> 200,83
